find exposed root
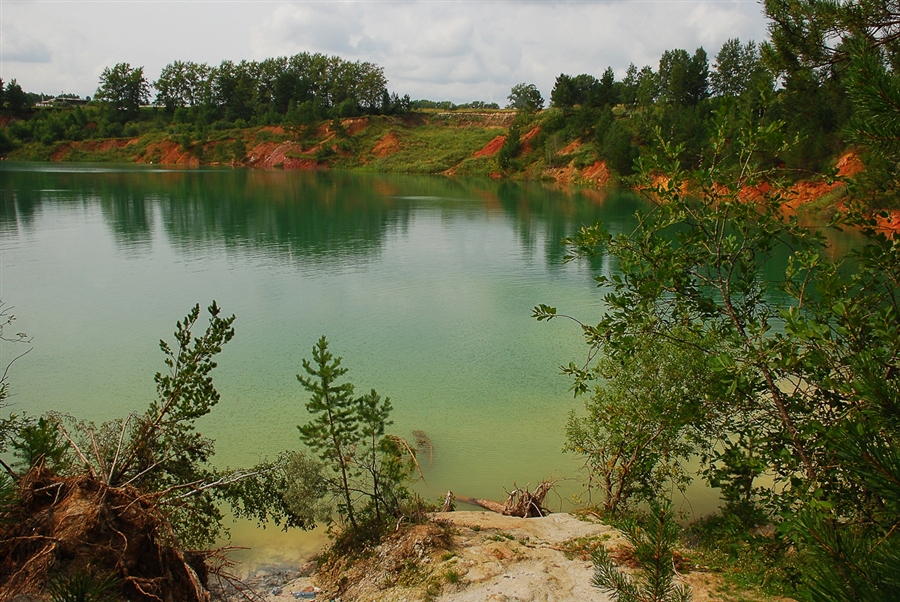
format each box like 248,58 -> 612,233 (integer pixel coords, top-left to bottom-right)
0,466 -> 211,601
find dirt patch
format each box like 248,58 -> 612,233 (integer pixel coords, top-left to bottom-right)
50,143 -> 73,161
560,139 -> 583,155
520,126 -> 542,155
836,151 -> 864,178
432,112 -> 516,128
544,164 -> 579,185
245,141 -> 322,169
219,510 -> 784,602
427,512 -> 623,602
581,161 -> 611,186
288,513 -> 627,602
313,522 -> 452,602
473,135 -> 506,158
544,160 -> 610,187
137,140 -> 199,166
342,117 -> 370,136
875,208 -> 900,233
372,132 -> 402,158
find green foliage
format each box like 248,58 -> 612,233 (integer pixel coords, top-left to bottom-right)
601,118 -> 639,176
550,73 -> 616,109
297,337 -> 415,535
507,83 -> 545,113
4,79 -> 29,116
711,39 -> 772,100
220,450 -> 330,531
544,115 -> 830,515
683,513 -> 803,596
48,570 -> 119,602
230,137 -> 247,163
543,102 -> 900,596
12,416 -> 68,472
497,122 -> 522,171
297,336 -> 361,528
658,48 -> 709,107
563,331 -> 719,513
843,40 -> 900,205
591,499 -> 691,602
789,509 -> 900,602
95,63 -> 150,123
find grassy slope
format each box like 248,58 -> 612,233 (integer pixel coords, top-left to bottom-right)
4,112 -> 514,179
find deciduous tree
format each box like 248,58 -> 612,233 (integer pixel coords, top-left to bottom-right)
507,82 -> 544,113
95,63 -> 150,122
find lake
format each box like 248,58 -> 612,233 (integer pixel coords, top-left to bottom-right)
2,162 -> 827,567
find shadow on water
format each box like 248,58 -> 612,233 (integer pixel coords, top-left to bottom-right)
0,163 -> 642,269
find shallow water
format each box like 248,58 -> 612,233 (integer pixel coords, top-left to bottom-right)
2,162 -> 815,566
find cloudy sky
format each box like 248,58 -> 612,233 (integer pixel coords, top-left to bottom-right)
1,0 -> 770,104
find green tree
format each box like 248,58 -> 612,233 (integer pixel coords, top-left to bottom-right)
297,336 -> 361,529
711,39 -> 768,99
596,67 -> 620,107
507,82 -> 544,113
95,63 -> 150,122
657,48 -> 709,107
154,60 -> 211,111
592,499 -> 692,602
296,337 -> 415,536
560,331 -> 719,513
764,0 -> 898,202
11,416 -> 68,472
539,108 -> 900,595
600,118 -> 639,175
842,41 -> 900,203
764,0 -> 900,70
551,74 -> 579,109
4,80 -> 29,116
497,121 -> 522,171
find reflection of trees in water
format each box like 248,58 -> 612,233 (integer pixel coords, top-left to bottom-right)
0,165 -> 644,267
1,168 -> 55,231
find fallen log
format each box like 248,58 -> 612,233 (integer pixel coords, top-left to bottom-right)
452,479 -> 556,518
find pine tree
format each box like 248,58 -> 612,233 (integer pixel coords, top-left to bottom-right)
297,336 -> 360,529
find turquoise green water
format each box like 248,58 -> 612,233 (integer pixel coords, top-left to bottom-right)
5,163 -> 847,567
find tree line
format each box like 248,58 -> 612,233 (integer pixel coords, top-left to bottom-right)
104,53 -> 408,124
505,36 -> 850,188
0,53 -> 410,148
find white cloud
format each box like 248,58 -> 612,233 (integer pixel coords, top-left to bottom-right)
1,24 -> 52,64
1,0 -> 770,102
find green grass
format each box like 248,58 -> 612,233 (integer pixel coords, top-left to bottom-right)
357,123 -> 498,174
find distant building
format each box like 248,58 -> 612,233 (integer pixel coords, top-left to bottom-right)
36,96 -> 89,108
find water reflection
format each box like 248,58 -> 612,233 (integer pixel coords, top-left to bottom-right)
0,163 -> 640,269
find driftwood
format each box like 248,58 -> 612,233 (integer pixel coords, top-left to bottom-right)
440,490 -> 455,512
453,479 -> 556,518
413,430 -> 433,465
